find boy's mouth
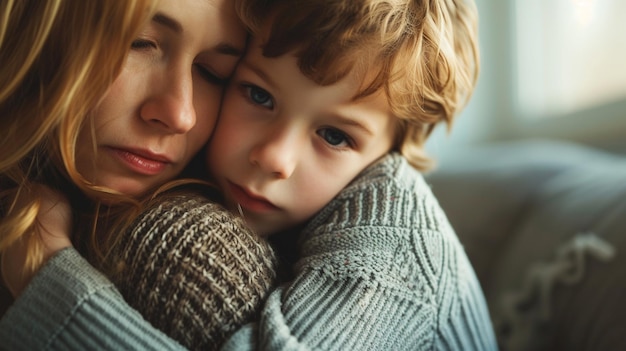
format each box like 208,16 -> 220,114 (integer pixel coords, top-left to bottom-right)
227,181 -> 279,213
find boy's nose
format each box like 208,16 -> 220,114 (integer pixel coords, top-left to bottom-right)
249,131 -> 298,179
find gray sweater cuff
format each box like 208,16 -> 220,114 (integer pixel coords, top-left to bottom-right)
1,248 -> 110,349
0,248 -> 183,350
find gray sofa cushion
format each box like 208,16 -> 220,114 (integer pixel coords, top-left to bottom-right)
427,139 -> 626,351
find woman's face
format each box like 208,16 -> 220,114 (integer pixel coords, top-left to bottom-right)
75,0 -> 246,196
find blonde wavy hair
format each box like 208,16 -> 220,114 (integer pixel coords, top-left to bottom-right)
0,0 -> 159,273
236,0 -> 480,171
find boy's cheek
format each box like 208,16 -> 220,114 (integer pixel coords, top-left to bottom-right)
214,127 -> 245,153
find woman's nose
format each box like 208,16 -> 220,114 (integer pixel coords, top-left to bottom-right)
140,67 -> 196,134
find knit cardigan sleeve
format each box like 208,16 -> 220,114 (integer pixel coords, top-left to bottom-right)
222,153 -> 498,350
0,247 -> 187,350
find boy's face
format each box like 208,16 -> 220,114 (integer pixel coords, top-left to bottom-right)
207,36 -> 396,236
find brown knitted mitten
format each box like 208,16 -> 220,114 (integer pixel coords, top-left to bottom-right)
112,193 -> 277,350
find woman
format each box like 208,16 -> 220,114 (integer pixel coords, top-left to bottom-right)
1,0 -> 276,349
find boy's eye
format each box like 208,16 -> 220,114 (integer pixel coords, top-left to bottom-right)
317,128 -> 351,148
244,85 -> 274,109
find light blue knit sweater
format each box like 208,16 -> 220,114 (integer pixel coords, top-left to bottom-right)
0,153 -> 497,350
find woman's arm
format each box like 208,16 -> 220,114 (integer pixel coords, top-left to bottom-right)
222,153 -> 498,351
0,186 -> 172,350
1,192 -> 277,351
0,247 -> 186,350
112,193 -> 277,349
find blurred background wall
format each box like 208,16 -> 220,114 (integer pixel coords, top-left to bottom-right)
426,0 -> 626,163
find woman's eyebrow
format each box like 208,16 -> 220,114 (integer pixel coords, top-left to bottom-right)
152,13 -> 243,57
215,43 -> 244,57
153,13 -> 182,33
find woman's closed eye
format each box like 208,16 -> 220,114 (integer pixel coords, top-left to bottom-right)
131,39 -> 157,50
317,128 -> 353,149
242,84 -> 274,109
194,64 -> 228,86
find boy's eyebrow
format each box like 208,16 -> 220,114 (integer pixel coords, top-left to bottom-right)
241,61 -> 278,89
332,114 -> 375,136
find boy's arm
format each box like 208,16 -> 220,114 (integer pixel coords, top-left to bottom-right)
222,153 -> 498,351
0,247 -> 187,350
0,155 -> 495,350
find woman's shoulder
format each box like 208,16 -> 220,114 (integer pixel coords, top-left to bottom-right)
126,188 -> 270,255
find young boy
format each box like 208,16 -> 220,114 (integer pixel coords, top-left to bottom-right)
1,0 -> 498,350
208,0 -> 480,237
208,0 -> 497,349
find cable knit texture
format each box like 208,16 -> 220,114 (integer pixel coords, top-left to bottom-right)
223,153 -> 498,350
111,194 -> 278,350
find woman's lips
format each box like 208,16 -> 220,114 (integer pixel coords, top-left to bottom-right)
228,182 -> 278,213
109,147 -> 171,175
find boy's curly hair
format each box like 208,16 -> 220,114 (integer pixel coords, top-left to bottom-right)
236,0 -> 479,171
